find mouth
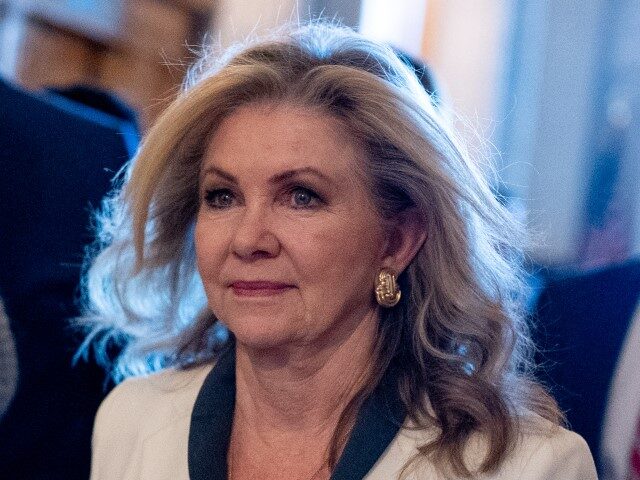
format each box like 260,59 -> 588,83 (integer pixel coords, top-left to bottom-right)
229,281 -> 295,297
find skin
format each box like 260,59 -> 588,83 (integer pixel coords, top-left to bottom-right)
194,102 -> 425,479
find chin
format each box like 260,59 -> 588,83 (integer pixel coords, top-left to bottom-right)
222,312 -> 305,351
212,295 -> 308,347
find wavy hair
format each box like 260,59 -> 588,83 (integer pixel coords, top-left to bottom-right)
79,22 -> 560,478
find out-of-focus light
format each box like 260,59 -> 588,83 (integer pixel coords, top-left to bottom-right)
607,96 -> 632,130
359,0 -> 428,58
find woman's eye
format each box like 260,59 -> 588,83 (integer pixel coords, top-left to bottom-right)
204,189 -> 235,208
290,187 -> 321,208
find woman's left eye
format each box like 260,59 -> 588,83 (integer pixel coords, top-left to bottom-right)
289,187 -> 321,208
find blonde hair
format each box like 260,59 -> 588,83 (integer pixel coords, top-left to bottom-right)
80,22 -> 560,478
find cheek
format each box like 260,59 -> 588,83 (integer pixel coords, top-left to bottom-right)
194,216 -> 224,279
282,216 -> 384,289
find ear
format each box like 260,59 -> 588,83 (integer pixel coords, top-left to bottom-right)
381,208 -> 427,274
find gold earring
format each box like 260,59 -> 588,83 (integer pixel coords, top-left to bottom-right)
375,269 -> 401,308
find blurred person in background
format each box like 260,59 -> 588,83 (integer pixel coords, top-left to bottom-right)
82,23 -> 596,480
0,75 -> 136,479
0,299 -> 18,421
533,258 -> 640,480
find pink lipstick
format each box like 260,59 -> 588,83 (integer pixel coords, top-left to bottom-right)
230,281 -> 293,297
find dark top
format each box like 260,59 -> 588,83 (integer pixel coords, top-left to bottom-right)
533,259 -> 640,472
0,78 -> 136,479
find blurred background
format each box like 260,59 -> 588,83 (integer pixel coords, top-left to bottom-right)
2,0 -> 638,270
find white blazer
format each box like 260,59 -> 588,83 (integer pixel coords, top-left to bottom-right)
90,364 -> 598,480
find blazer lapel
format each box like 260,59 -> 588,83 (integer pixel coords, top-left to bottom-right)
189,346 -> 236,480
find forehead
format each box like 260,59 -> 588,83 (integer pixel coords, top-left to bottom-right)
201,102 -> 366,178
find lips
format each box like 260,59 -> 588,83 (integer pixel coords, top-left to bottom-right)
230,281 -> 294,297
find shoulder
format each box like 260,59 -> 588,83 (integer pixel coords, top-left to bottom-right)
91,363 -> 212,479
486,417 -> 597,480
95,363 -> 212,431
369,415 -> 597,480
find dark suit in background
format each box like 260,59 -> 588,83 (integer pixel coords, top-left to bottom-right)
0,78 -> 137,479
533,260 -> 640,474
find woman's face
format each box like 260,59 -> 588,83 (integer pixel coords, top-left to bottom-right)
195,103 -> 389,350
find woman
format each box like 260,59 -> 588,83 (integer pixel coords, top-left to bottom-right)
83,23 -> 596,479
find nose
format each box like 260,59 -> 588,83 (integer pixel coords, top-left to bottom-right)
231,203 -> 280,260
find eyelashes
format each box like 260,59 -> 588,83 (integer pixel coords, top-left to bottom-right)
202,185 -> 324,210
288,186 -> 323,208
203,188 -> 235,209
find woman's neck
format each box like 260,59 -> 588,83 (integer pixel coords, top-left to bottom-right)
229,310 -> 379,478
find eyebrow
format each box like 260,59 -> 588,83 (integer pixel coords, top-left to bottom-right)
200,166 -> 332,184
201,166 -> 237,183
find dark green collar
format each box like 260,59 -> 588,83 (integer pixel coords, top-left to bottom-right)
188,346 -> 405,480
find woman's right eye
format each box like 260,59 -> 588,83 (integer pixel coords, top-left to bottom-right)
203,189 -> 236,209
